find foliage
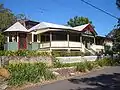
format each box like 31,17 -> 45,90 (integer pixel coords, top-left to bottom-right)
107,27 -> 120,53
84,51 -> 92,56
67,16 -> 92,27
51,51 -> 84,57
116,0 -> 120,8
0,4 -> 16,31
0,3 -> 27,50
53,57 -> 120,72
53,59 -> 79,68
76,61 -> 95,72
104,45 -> 113,55
0,32 -> 5,50
76,62 -> 87,72
84,61 -> 94,71
7,63 -> 56,86
95,58 -> 120,67
0,50 -> 50,56
16,14 -> 27,20
0,3 -> 16,50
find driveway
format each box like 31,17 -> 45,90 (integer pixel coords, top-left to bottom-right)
25,66 -> 120,90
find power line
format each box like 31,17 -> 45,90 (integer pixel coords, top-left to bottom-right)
81,0 -> 119,20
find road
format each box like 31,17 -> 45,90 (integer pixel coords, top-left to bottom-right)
25,66 -> 120,90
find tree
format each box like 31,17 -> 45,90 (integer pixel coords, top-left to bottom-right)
0,33 -> 4,50
67,16 -> 92,27
0,3 -> 16,50
16,14 -> 27,20
0,4 -> 16,31
116,0 -> 120,8
106,0 -> 120,53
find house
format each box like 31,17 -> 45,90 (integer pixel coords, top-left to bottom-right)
4,21 -> 113,54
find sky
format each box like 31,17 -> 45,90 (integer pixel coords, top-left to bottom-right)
1,0 -> 120,36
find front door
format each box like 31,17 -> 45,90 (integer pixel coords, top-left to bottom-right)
18,33 -> 27,49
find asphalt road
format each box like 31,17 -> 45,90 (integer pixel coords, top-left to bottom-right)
25,66 -> 120,90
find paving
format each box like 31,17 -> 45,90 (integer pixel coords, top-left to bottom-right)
25,66 -> 120,90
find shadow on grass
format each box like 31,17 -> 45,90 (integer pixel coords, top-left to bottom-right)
68,73 -> 120,90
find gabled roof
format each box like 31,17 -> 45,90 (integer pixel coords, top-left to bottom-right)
4,22 -> 28,32
73,24 -> 90,31
73,23 -> 97,35
29,22 -> 74,31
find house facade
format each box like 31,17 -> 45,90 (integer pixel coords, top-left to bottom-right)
4,21 -> 113,54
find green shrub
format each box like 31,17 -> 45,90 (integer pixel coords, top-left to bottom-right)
76,62 -> 86,72
51,51 -> 84,57
76,61 -> 95,72
84,52 -> 91,56
53,58 -> 80,68
95,58 -> 112,67
0,50 -> 50,56
7,63 -> 56,86
84,61 -> 94,71
53,61 -> 63,68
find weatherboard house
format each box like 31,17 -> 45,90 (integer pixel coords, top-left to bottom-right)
4,20 -> 113,54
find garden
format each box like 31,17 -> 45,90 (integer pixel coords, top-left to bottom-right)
0,50 -> 120,90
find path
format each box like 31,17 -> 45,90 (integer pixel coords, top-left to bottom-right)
25,66 -> 120,90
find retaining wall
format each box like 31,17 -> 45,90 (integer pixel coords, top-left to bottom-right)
56,56 -> 97,63
0,56 -> 52,67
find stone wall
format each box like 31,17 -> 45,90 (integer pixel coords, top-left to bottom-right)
0,56 -> 53,67
56,56 -> 98,63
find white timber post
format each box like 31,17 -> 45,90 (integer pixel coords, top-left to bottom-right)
17,33 -> 19,42
67,32 -> 70,52
50,32 -> 52,52
94,36 -> 96,44
80,34 -> 82,50
7,32 -> 9,42
37,34 -> 39,43
32,33 -> 34,42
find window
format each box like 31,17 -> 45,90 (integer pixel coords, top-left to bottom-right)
52,32 -> 67,41
34,35 -> 37,42
9,34 -> 17,42
69,33 -> 80,42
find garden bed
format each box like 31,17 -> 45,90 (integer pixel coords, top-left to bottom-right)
3,58 -> 120,90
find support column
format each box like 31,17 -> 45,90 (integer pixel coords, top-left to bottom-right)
39,34 -> 41,43
50,32 -> 52,51
80,36 -> 82,43
17,33 -> 19,42
80,34 -> 82,51
37,34 -> 40,43
67,32 -> 70,52
7,32 -> 9,42
94,36 -> 96,44
32,33 -> 34,42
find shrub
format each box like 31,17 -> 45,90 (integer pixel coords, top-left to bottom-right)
53,58 -> 80,68
51,51 -> 84,57
76,62 -> 86,72
84,61 -> 94,71
53,60 -> 63,68
7,63 -> 56,86
84,52 -> 91,56
95,58 -> 113,67
0,50 -> 50,56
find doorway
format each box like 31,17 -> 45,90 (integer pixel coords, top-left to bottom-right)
18,33 -> 27,49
